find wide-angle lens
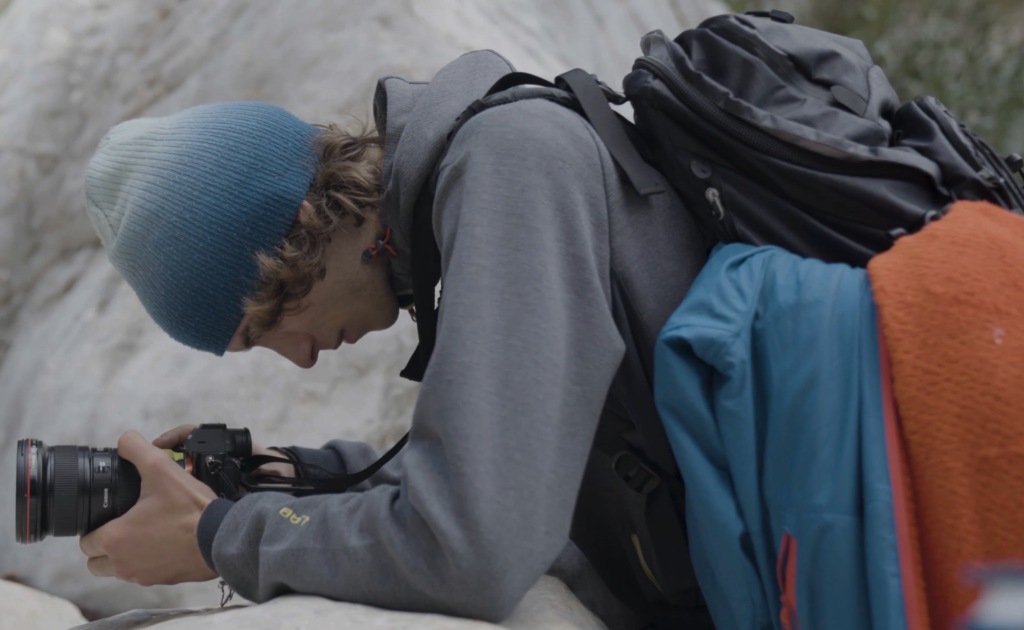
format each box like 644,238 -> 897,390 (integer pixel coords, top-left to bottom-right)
15,439 -> 141,543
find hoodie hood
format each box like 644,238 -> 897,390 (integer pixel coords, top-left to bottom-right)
373,50 -> 515,300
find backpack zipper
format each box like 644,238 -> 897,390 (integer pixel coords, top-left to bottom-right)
705,187 -> 726,221
704,186 -> 738,241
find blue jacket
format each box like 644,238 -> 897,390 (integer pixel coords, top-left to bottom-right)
654,244 -> 907,630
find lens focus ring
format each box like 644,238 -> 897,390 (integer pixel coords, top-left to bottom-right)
51,446 -> 80,537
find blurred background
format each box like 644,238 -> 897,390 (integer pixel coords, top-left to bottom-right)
728,0 -> 1024,153
0,0 -> 1020,623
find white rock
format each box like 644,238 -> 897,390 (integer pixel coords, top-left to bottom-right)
0,0 -> 725,621
0,578 -> 87,630
68,577 -> 604,630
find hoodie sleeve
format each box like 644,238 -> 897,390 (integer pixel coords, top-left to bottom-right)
205,99 -> 625,622
286,440 -> 405,489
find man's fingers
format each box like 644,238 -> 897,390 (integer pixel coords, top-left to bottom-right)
86,555 -> 115,578
80,530 -> 104,558
117,430 -> 174,472
151,424 -> 197,449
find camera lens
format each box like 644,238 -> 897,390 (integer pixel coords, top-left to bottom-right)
15,439 -> 141,543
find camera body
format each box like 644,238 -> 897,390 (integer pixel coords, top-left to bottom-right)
178,424 -> 252,499
16,423 -> 252,543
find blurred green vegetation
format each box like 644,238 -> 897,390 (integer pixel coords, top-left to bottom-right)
724,0 -> 1024,153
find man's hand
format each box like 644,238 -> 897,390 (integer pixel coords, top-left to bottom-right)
79,431 -> 218,585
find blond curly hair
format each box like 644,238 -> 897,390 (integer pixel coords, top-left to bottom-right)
242,123 -> 384,343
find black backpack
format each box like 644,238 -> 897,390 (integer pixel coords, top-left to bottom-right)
397,10 -> 1024,626
625,10 -> 1024,265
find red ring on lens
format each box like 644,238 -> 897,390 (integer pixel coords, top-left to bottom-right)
25,438 -> 32,544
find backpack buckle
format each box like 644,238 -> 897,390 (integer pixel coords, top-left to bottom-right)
612,451 -> 661,494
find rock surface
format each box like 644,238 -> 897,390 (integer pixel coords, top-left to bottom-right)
72,577 -> 605,630
0,578 -> 88,629
0,0 -> 724,621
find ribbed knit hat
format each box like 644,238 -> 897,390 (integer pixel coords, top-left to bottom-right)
85,102 -> 321,355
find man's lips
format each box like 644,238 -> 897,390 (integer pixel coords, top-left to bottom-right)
312,331 -> 348,365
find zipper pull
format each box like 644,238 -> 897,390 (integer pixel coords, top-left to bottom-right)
705,187 -> 726,222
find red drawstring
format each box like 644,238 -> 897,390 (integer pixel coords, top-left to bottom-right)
777,532 -> 799,630
362,227 -> 399,262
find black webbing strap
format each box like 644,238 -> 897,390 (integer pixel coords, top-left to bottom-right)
646,486 -> 700,602
555,68 -> 665,196
238,432 -> 410,495
609,279 -> 682,474
484,72 -> 556,95
609,276 -> 698,600
399,182 -> 443,383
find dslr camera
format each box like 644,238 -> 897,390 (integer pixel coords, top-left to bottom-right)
16,424 -> 251,544
16,423 -> 408,544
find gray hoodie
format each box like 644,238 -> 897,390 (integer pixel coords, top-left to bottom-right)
197,50 -> 707,624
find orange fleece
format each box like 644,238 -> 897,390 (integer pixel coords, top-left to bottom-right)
868,200 -> 1024,629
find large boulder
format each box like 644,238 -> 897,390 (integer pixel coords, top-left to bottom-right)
0,578 -> 88,629
0,0 -> 725,621
72,576 -> 605,630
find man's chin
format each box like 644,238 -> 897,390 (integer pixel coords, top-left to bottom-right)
380,305 -> 402,331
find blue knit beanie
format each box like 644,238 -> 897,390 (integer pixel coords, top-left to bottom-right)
84,102 -> 321,355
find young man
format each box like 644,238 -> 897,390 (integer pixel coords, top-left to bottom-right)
78,50 -> 708,626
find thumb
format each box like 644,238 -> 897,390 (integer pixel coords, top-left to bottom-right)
152,424 -> 197,449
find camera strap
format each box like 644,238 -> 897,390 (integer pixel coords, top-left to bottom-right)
233,432 -> 409,496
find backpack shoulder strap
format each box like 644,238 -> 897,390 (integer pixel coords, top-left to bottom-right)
400,70 -> 664,381
556,69 -> 664,196
400,80 -> 584,382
